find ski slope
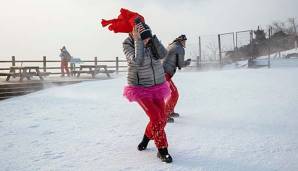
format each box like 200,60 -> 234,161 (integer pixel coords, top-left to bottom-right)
1,67 -> 298,171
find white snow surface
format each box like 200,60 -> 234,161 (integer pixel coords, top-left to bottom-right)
1,68 -> 298,171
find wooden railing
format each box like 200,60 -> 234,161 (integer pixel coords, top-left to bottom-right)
0,56 -> 227,75
0,56 -> 128,74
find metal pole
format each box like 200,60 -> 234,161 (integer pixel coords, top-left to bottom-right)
198,36 -> 201,68
268,28 -> 271,68
250,30 -> 253,44
232,32 -> 235,51
250,31 -> 254,59
218,34 -> 222,65
235,32 -> 238,51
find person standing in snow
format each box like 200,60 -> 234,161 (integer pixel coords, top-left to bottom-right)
163,35 -> 191,123
122,18 -> 173,163
59,46 -> 72,77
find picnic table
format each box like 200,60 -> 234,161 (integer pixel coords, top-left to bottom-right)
72,65 -> 114,78
1,66 -> 50,81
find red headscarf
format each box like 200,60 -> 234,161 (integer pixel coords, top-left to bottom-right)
101,8 -> 145,33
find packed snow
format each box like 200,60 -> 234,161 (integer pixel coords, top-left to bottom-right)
1,60 -> 298,170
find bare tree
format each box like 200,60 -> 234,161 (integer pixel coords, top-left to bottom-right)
205,41 -> 218,61
271,21 -> 286,33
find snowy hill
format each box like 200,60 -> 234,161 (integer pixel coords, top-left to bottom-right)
1,68 -> 298,171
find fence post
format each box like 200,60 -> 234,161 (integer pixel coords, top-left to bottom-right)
232,32 -> 235,50
249,31 -> 253,59
95,57 -> 98,66
43,56 -> 47,72
116,57 -> 119,74
218,34 -> 222,65
12,56 -> 15,66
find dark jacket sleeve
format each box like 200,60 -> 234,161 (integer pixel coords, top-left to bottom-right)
151,35 -> 168,59
176,46 -> 185,69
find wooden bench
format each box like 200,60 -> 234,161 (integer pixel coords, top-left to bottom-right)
74,65 -> 114,78
4,66 -> 45,81
72,70 -> 96,78
0,73 -> 13,76
0,72 -> 14,81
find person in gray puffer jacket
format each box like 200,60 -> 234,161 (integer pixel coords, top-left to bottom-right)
123,34 -> 167,87
163,35 -> 191,122
122,20 -> 173,163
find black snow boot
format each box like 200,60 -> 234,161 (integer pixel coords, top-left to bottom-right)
169,112 -> 180,118
167,117 -> 174,123
157,148 -> 173,163
138,135 -> 150,151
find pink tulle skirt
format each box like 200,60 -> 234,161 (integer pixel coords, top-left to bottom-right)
123,82 -> 170,102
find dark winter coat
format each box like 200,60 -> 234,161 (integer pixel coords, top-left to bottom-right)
163,41 -> 187,77
123,35 -> 167,87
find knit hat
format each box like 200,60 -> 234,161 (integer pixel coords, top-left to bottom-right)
60,46 -> 66,51
171,34 -> 187,45
176,35 -> 187,41
135,17 -> 152,40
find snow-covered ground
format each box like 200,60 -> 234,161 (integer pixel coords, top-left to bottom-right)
1,66 -> 298,170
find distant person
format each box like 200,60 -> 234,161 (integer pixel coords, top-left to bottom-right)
123,19 -> 173,163
163,35 -> 191,123
59,46 -> 72,77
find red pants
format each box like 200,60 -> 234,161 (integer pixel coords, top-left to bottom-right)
165,73 -> 179,115
61,60 -> 70,76
137,96 -> 168,149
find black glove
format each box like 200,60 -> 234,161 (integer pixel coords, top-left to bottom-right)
184,58 -> 191,66
134,17 -> 152,40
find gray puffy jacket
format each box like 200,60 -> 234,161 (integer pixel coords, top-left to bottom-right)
123,35 -> 167,87
163,41 -> 187,77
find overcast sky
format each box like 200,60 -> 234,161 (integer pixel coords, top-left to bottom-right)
0,0 -> 297,60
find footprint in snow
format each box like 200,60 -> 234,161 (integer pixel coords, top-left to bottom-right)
28,124 -> 40,129
42,131 -> 55,135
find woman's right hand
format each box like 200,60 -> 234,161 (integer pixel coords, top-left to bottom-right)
132,26 -> 141,40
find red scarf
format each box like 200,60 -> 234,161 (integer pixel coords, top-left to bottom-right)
101,8 -> 145,33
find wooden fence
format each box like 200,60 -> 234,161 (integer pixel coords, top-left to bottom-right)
0,56 -> 128,75
0,56 -> 230,75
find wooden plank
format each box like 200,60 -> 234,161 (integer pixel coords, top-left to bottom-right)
39,72 -> 51,76
97,70 -> 115,74
72,71 -> 95,74
0,86 -> 43,92
0,73 -> 13,76
80,65 -> 107,68
0,90 -> 35,96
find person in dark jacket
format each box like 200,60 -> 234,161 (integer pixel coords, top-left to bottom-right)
163,35 -> 191,122
123,20 -> 173,163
